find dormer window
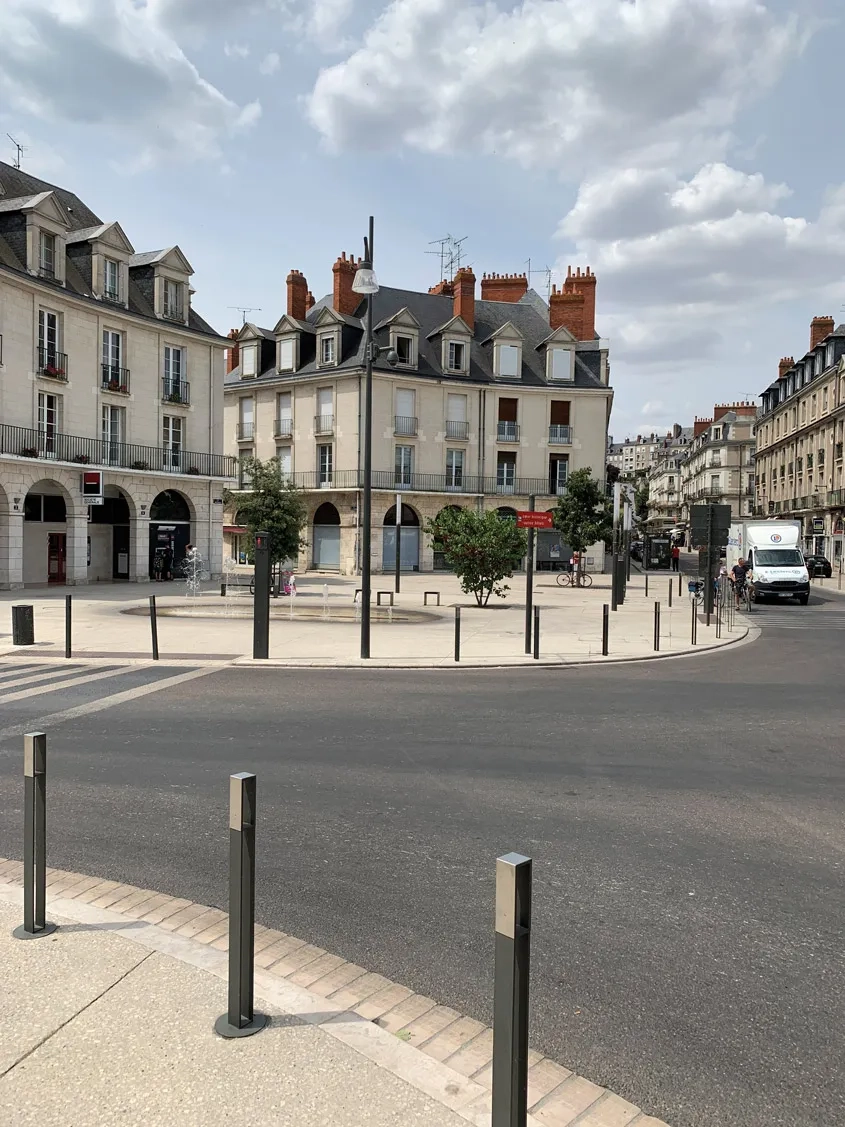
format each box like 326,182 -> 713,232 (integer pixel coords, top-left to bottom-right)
496,343 -> 521,378
39,231 -> 56,279
163,279 -> 184,321
104,258 -> 120,302
241,344 -> 257,378
446,340 -> 466,373
278,337 -> 295,372
547,347 -> 573,381
319,334 -> 336,366
826,341 -> 835,369
395,334 -> 414,366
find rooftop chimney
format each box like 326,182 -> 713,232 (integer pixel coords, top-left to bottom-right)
286,269 -> 308,322
563,266 -> 597,340
480,272 -> 528,303
693,416 -> 713,438
332,252 -> 360,317
226,328 -> 239,374
306,291 -> 315,311
549,284 -> 585,338
429,280 -> 453,296
453,266 -> 476,331
810,316 -> 834,350
778,356 -> 794,379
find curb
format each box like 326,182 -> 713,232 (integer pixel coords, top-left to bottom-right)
0,860 -> 669,1127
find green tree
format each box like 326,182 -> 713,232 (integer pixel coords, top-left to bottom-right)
223,457 -> 307,566
425,508 -> 528,606
633,469 -> 650,525
553,467 -> 612,571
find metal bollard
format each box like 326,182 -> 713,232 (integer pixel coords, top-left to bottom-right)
602,604 -> 609,656
220,582 -> 227,598
13,733 -> 57,940
215,772 -> 268,1038
11,604 -> 35,646
253,532 -> 271,660
653,601 -> 660,651
65,595 -> 72,659
668,578 -> 673,608
644,572 -> 649,598
533,606 -> 540,660
149,595 -> 159,661
678,571 -> 683,596
691,599 -> 697,645
611,553 -> 618,612
492,853 -> 532,1127
454,605 -> 461,662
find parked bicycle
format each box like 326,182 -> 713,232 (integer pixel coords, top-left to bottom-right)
688,578 -> 705,606
556,570 -> 593,588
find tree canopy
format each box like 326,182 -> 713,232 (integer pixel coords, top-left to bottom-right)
425,507 -> 527,606
223,457 -> 307,566
553,468 -> 612,558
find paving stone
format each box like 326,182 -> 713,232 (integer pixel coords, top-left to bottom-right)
355,983 -> 413,1021
107,889 -> 159,915
288,952 -> 346,988
191,917 -> 231,945
177,908 -> 227,938
373,993 -> 437,1035
399,1004 -> 463,1048
138,897 -> 192,924
56,876 -> 106,901
533,1075 -> 605,1125
572,1093 -> 642,1126
306,961 -> 368,999
420,1015 -> 486,1062
69,880 -> 122,904
265,942 -> 327,978
443,1028 -> 494,1077
255,935 -> 303,968
0,859 -> 23,878
325,973 -> 392,1010
157,903 -> 210,932
89,884 -> 139,909
527,1058 -> 573,1107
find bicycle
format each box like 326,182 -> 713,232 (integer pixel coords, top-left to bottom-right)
688,578 -> 705,606
734,577 -> 753,613
556,570 -> 593,588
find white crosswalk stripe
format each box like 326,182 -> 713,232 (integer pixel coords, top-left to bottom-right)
0,663 -> 135,702
740,610 -> 845,630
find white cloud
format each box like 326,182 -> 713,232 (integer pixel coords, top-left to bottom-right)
224,42 -> 251,58
0,0 -> 261,168
259,51 -> 281,75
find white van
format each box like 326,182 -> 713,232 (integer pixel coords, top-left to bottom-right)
727,520 -> 810,605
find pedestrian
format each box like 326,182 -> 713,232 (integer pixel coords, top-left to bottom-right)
671,544 -> 680,572
162,546 -> 173,582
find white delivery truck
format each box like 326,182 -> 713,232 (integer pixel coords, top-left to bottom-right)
726,520 -> 810,605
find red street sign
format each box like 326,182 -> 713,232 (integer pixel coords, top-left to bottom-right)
516,511 -> 554,529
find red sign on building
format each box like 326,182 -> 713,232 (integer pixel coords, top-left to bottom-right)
516,511 -> 554,529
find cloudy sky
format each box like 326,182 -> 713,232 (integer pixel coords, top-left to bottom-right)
1,0 -> 843,439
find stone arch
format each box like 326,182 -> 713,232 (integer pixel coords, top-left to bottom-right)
150,489 -> 193,523
382,503 -> 420,526
313,501 -> 341,525
23,477 -> 78,585
149,489 -> 194,579
382,503 -> 420,572
313,502 -> 341,570
496,506 -> 518,521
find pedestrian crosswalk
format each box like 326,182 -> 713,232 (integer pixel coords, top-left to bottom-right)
0,661 -> 135,702
740,607 -> 845,631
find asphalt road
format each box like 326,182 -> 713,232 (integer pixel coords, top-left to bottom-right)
1,586 -> 843,1127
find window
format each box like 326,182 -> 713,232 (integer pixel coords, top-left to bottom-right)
104,258 -> 120,301
548,348 -> 572,381
163,345 -> 183,398
801,401 -> 807,423
320,335 -> 336,366
446,448 -> 464,489
163,279 -> 183,320
39,231 -> 56,278
316,387 -> 333,433
447,341 -> 466,372
812,394 -> 817,418
241,345 -> 257,378
815,352 -> 823,375
710,474 -> 720,492
549,454 -> 568,494
25,494 -> 66,523
395,335 -> 413,365
318,443 -> 333,486
497,397 -> 519,441
102,404 -> 123,463
38,310 -> 60,371
818,448 -> 825,469
823,387 -> 829,412
163,415 -> 183,469
37,392 -> 60,454
395,388 -> 416,434
446,393 -> 468,439
278,338 -> 295,371
238,397 -> 254,440
102,329 -> 122,385
712,426 -> 722,440
395,445 -> 414,486
549,400 -> 570,442
276,391 -> 292,436
497,452 -> 517,493
276,445 -> 292,478
239,451 -> 254,488
496,343 -> 520,378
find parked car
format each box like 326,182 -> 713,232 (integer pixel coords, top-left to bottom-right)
804,553 -> 832,578
630,540 -> 643,562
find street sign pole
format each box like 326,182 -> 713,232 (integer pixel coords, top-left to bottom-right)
705,504 -> 715,621
395,493 -> 401,595
524,495 -> 535,655
253,531 -> 270,660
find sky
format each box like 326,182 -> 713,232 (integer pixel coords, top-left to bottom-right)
1,0 -> 844,441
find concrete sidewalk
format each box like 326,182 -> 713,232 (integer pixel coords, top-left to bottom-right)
0,571 -> 749,667
0,863 -> 668,1127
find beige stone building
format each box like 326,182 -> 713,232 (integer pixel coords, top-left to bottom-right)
679,404 -> 757,523
0,161 -> 234,587
645,426 -> 693,528
607,432 -> 667,479
756,317 -> 845,560
224,262 -> 613,574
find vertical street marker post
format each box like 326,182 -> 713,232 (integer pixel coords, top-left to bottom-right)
454,605 -> 461,662
668,578 -> 673,608
523,496 -> 536,655
65,595 -> 72,659
253,531 -> 270,660
13,733 -> 57,940
533,606 -> 540,660
215,772 -> 267,1038
653,601 -> 660,651
492,852 -> 532,1127
149,595 -> 159,661
602,604 -> 609,656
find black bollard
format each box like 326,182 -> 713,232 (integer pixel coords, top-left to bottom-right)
654,601 -> 660,651
454,605 -> 461,662
492,852 -> 532,1127
65,595 -> 72,659
13,733 -> 57,940
668,579 -> 673,608
149,595 -> 159,661
602,604 -> 609,656
533,606 -> 540,660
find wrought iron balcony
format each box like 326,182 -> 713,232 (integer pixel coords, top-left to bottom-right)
394,416 -> 418,436
548,425 -> 572,445
497,421 -> 520,442
163,301 -> 185,322
445,420 -> 469,440
236,422 -> 254,441
314,414 -> 334,435
101,365 -> 131,394
275,418 -> 293,438
162,378 -> 190,405
236,469 -> 564,497
1,422 -> 237,478
38,347 -> 68,381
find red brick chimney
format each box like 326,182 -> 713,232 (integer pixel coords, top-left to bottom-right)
306,291 -> 315,312
226,328 -> 239,374
332,252 -> 360,317
694,416 -> 713,438
549,284 -> 585,338
480,272 -> 528,303
810,316 -> 834,349
563,266 -> 597,340
778,356 -> 794,379
429,280 -> 453,296
286,269 -> 308,322
452,266 -> 476,331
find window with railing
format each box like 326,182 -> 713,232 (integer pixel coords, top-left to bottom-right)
39,231 -> 56,279
394,416 -> 418,436
103,258 -> 120,302
163,279 -> 184,321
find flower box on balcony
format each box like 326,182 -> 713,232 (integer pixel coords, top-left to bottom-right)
131,460 -> 150,470
19,447 -> 38,457
72,454 -> 91,464
107,381 -> 129,394
42,366 -> 66,380
186,466 -> 201,475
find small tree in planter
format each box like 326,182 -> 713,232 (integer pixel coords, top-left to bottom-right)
424,507 -> 527,607
223,456 -> 307,566
553,467 -> 612,580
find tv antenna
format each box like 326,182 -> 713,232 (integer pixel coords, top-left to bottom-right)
525,258 -> 554,299
7,134 -> 25,170
426,234 -> 468,282
227,306 -> 262,325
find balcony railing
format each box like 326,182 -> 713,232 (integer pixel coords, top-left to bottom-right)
101,365 -> 131,394
163,302 -> 185,322
497,421 -> 520,442
315,414 -> 334,435
38,347 -> 68,381
236,422 -> 254,440
548,425 -> 572,444
275,417 -> 293,438
162,378 -> 190,405
1,422 -> 237,478
394,416 -> 418,436
234,469 -> 565,497
445,420 -> 469,440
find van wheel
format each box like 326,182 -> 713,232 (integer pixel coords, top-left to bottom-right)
798,595 -> 809,605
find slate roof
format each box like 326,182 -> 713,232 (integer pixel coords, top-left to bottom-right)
0,160 -> 223,340
227,284 -> 608,390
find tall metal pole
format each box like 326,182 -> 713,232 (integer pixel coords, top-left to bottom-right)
252,531 -> 270,660
524,494 -> 535,654
361,216 -> 375,659
395,491 -> 401,595
492,852 -> 532,1127
13,732 -> 56,940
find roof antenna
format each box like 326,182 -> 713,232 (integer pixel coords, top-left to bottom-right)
525,258 -> 554,299
228,306 -> 262,325
426,234 -> 468,282
7,134 -> 25,170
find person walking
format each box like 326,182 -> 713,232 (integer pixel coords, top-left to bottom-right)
671,544 -> 681,572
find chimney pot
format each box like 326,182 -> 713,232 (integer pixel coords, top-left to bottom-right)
226,328 -> 240,374
453,266 -> 476,330
810,315 -> 834,350
286,269 -> 308,322
333,253 -> 360,316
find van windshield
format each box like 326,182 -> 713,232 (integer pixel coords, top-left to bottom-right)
754,549 -> 804,567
